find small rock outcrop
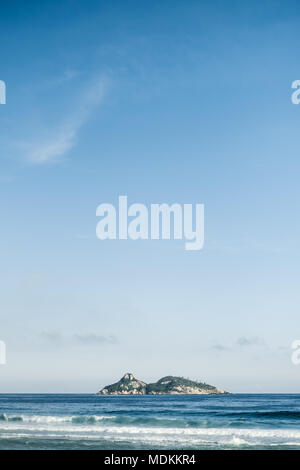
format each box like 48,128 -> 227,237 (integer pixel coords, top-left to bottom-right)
96,373 -> 228,395
97,373 -> 147,395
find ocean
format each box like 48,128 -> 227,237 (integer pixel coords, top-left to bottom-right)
0,393 -> 299,450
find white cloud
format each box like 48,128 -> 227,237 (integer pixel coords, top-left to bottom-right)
74,333 -> 118,344
46,69 -> 81,88
39,331 -> 117,346
26,76 -> 107,164
236,336 -> 266,347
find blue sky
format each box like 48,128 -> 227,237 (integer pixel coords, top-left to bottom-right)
0,0 -> 300,392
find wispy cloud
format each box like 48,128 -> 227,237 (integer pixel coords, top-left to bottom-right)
25,76 -> 107,164
212,343 -> 231,351
46,69 -> 81,88
236,336 -> 266,347
74,333 -> 118,345
39,331 -> 118,346
211,337 -> 267,352
39,331 -> 63,343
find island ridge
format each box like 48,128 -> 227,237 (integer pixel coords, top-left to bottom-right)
96,373 -> 228,395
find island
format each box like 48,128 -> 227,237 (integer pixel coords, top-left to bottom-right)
96,373 -> 228,395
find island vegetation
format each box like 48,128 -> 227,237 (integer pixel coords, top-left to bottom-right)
96,373 -> 228,395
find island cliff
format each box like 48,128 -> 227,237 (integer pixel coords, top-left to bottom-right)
96,373 -> 228,395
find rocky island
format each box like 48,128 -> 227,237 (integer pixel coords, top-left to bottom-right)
96,373 -> 228,395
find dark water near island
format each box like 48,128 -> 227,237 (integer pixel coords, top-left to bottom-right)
0,394 -> 300,449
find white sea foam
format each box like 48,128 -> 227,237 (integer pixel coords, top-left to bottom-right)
1,418 -> 300,448
0,414 -> 114,424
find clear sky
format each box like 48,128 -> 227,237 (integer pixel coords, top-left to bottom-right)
0,0 -> 300,392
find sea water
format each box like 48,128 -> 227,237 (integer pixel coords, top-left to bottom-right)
0,394 -> 299,450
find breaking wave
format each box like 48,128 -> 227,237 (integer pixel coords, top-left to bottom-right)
1,394 -> 300,449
